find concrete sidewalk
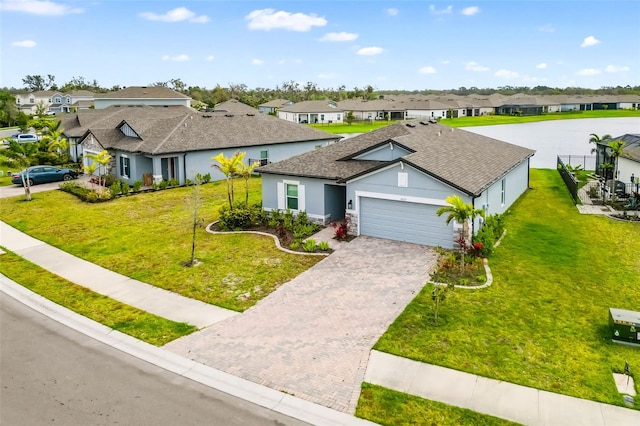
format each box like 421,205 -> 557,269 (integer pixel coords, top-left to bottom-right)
365,350 -> 640,426
0,221 -> 237,328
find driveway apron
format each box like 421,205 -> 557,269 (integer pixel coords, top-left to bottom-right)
164,236 -> 436,413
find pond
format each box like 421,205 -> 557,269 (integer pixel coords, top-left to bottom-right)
462,117 -> 640,169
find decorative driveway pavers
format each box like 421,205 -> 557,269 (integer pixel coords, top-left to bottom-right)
164,236 -> 437,413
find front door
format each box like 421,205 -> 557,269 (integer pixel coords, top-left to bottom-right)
161,157 -> 178,181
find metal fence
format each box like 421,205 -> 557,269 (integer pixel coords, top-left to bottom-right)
557,155 -> 596,171
557,156 -> 579,204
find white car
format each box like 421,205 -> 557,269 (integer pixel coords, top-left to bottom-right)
11,134 -> 40,143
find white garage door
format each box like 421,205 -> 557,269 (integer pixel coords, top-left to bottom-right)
359,197 -> 453,248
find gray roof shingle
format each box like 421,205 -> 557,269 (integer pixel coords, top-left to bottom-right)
257,121 -> 535,196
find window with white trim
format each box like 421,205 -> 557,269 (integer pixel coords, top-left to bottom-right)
286,183 -> 298,210
120,156 -> 130,178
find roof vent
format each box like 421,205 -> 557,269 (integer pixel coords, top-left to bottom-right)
246,113 -> 255,116
202,114 -> 212,118
405,123 -> 416,128
225,113 -> 234,117
438,131 -> 441,136
419,121 -> 429,125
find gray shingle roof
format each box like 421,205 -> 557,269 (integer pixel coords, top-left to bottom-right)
613,134 -> 640,162
60,105 -> 340,155
94,86 -> 191,99
279,100 -> 343,113
258,121 -> 535,196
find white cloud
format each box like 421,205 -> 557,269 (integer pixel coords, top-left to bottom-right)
246,9 -> 327,31
318,72 -> 339,79
461,6 -> 480,16
580,35 -> 600,48
0,0 -> 83,15
605,65 -> 629,72
161,54 -> 190,62
319,32 -> 358,42
140,7 -> 209,23
386,8 -> 399,16
293,59 -> 303,64
206,55 -> 215,62
429,4 -> 452,15
495,69 -> 519,79
357,46 -> 384,56
442,60 -> 450,65
577,68 -> 601,76
252,59 -> 264,65
465,61 -> 489,72
538,24 -> 555,33
12,39 -> 37,48
536,63 -> 547,69
419,66 -> 437,74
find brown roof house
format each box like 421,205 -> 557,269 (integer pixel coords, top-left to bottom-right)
257,120 -> 535,248
59,105 -> 340,185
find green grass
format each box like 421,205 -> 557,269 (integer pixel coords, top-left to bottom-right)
373,169 -> 640,408
0,249 -> 195,345
442,109 -> 640,128
356,383 -> 521,426
307,120 -> 399,134
0,177 -> 323,311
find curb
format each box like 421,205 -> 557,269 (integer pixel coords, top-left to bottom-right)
0,275 -> 376,426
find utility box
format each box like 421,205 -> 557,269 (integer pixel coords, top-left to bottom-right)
610,308 -> 640,347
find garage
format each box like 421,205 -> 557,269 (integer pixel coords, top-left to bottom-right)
359,197 -> 453,248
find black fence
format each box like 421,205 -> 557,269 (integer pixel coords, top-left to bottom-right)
557,156 -> 579,204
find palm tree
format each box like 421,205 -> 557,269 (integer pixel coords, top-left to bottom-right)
84,150 -> 112,189
436,195 -> 485,269
42,121 -> 69,163
236,158 -> 259,207
589,133 -> 612,154
608,140 -> 626,192
0,140 -> 39,201
212,151 -> 244,209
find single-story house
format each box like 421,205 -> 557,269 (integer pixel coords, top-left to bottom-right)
257,120 -> 535,248
258,99 -> 293,115
59,105 -> 341,185
277,100 -> 344,124
93,86 -> 192,109
595,134 -> 640,192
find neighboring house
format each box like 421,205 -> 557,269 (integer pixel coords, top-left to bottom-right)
14,90 -> 95,114
258,99 -> 293,115
277,100 -> 344,124
59,105 -> 340,184
337,99 -> 407,121
15,90 -> 55,114
93,86 -> 191,109
595,134 -> 640,191
257,120 -> 535,248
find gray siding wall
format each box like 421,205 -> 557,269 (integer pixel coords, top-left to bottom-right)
355,144 -> 411,161
184,140 -> 335,182
347,163 -> 469,205
261,174 -> 339,223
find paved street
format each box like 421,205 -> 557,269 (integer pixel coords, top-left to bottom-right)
0,293 -> 309,426
0,173 -> 90,198
165,236 -> 437,413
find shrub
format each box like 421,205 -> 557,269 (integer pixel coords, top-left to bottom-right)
332,217 -> 350,241
159,180 -> 168,190
283,209 -> 295,231
218,204 -> 257,230
85,191 -> 99,202
268,209 -> 283,228
121,181 -> 130,195
185,178 -> 192,186
318,241 -> 330,251
303,239 -> 317,252
132,180 -> 143,192
109,180 -> 122,196
290,241 -> 300,250
202,173 -> 211,184
297,211 -> 310,226
167,178 -> 179,187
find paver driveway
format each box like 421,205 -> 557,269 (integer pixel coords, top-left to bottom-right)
164,236 -> 437,413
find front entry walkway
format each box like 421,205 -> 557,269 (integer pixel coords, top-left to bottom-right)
164,236 -> 437,413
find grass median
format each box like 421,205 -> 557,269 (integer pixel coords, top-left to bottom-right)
0,250 -> 195,345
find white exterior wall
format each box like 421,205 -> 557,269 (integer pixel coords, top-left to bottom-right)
618,157 -> 640,184
406,109 -> 448,119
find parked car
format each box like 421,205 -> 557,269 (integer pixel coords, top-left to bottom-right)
11,133 -> 41,143
11,166 -> 78,186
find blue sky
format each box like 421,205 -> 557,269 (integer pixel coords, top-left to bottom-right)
1,0 -> 639,91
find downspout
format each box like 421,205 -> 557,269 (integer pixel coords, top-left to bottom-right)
183,152 -> 187,185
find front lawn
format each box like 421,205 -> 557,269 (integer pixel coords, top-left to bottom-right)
373,169 -> 640,407
442,109 -> 640,128
0,178 -> 324,312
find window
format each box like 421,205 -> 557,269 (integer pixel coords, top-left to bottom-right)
120,156 -> 130,177
260,150 -> 268,166
66,96 -> 71,104
337,114 -> 341,121
54,96 -> 61,103
30,98 -> 34,104
320,114 -> 325,121
286,184 -> 298,210
501,179 -> 506,205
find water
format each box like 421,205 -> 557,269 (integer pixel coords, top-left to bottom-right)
462,118 -> 640,169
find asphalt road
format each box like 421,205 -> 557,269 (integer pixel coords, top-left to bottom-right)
0,294 -> 308,426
